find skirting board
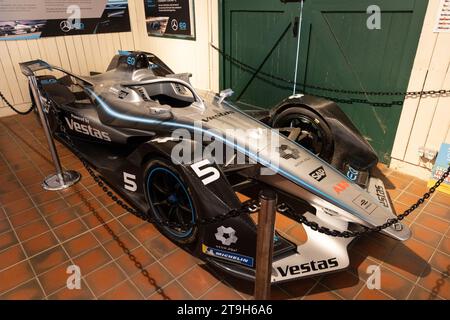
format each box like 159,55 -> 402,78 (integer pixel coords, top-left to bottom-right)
0,103 -> 32,118
389,158 -> 432,181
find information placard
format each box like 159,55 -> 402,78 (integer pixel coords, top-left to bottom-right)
434,0 -> 450,33
0,0 -> 131,41
144,0 -> 195,39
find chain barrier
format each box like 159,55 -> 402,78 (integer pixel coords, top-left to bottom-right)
0,91 -> 35,115
211,44 -> 450,107
2,83 -> 449,240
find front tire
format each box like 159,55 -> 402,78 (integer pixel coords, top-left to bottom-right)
144,158 -> 198,245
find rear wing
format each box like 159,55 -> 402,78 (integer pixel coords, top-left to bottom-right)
19,60 -> 52,77
19,59 -> 94,86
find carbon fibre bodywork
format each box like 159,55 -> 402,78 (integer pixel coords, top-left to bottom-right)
20,51 -> 409,283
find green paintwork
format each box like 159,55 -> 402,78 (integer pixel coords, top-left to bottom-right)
220,0 -> 428,163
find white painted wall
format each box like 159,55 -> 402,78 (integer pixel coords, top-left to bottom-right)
0,0 -> 220,117
390,0 -> 450,179
0,0 -> 448,180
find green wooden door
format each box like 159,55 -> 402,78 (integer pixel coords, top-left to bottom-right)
220,0 -> 428,163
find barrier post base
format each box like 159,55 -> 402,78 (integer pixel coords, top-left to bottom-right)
42,170 -> 81,191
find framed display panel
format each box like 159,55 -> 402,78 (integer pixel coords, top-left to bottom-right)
144,0 -> 196,40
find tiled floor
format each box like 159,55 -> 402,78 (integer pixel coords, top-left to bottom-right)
0,113 -> 449,300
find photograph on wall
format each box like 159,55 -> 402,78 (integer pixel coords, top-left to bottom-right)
0,0 -> 131,41
144,0 -> 195,39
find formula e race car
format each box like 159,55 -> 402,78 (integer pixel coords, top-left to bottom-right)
20,51 -> 409,283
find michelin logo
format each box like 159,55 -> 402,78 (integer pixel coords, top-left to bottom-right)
202,244 -> 254,267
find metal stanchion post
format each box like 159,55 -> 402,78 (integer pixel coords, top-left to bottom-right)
254,189 -> 277,300
28,75 -> 81,191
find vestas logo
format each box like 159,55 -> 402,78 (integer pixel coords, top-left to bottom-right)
65,117 -> 111,142
201,111 -> 234,122
276,258 -> 339,277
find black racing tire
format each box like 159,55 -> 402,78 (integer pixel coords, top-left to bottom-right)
143,158 -> 199,245
272,106 -> 334,162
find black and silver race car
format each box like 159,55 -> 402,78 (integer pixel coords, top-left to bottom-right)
20,51 -> 409,283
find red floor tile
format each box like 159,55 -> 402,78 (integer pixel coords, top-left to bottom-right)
0,261 -> 35,293
0,115 -> 449,300
22,232 -> 59,257
178,265 -> 220,299
319,271 -> 365,299
410,224 -> 443,248
146,235 -> 178,259
0,279 -> 45,300
160,248 -> 199,277
99,280 -> 143,300
415,213 -> 449,234
53,219 -> 88,242
63,232 -> 99,258
148,281 -> 192,300
48,284 -> 95,300
85,262 -> 127,297
0,231 -> 18,252
438,236 -> 450,255
408,285 -> 443,300
0,244 -> 26,271
73,247 -> 112,276
38,262 -> 74,296
303,284 -> 343,300
377,267 -> 415,300
356,286 -> 393,300
418,268 -> 449,300
30,245 -> 69,275
130,262 -> 173,298
115,246 -> 155,276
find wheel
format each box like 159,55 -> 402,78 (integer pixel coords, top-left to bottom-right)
144,159 -> 198,244
272,106 -> 334,161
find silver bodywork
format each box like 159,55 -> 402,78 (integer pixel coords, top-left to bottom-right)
21,59 -> 410,282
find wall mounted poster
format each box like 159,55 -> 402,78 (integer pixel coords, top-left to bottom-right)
428,143 -> 450,195
144,0 -> 195,39
0,0 -> 131,41
434,0 -> 450,33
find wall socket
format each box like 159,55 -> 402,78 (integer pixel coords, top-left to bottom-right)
418,147 -> 437,161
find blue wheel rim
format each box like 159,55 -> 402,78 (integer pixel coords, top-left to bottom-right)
146,167 -> 195,239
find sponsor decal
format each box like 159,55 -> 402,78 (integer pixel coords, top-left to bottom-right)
201,111 -> 234,123
118,90 -> 129,99
294,156 -> 312,168
346,166 -> 359,181
278,144 -> 300,160
276,258 -> 339,277
41,78 -> 57,85
333,180 -> 349,194
215,226 -> 238,246
64,116 -> 111,141
352,195 -> 377,214
202,244 -> 253,267
375,185 -> 389,208
309,166 -> 327,182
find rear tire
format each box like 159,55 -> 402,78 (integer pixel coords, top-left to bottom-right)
272,106 -> 334,162
144,158 -> 198,245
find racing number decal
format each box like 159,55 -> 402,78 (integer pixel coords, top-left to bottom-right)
191,159 -> 220,185
123,172 -> 137,192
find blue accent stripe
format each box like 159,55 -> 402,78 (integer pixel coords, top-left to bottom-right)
118,50 -> 131,56
204,246 -> 254,267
